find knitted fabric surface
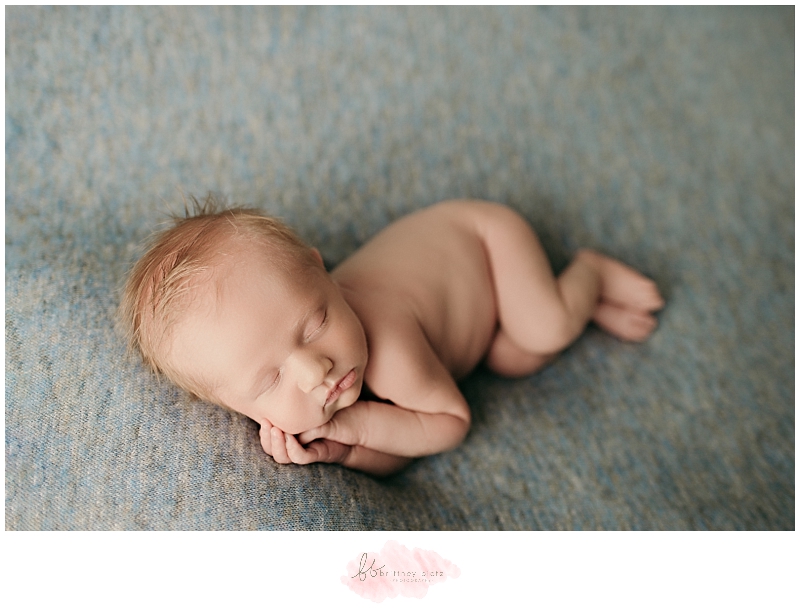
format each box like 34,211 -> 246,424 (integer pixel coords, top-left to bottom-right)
6,6 -> 794,530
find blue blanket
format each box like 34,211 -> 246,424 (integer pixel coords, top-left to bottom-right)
6,6 -> 794,530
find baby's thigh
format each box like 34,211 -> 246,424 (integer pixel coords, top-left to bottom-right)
472,202 -> 558,297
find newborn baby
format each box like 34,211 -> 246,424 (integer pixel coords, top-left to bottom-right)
121,198 -> 664,476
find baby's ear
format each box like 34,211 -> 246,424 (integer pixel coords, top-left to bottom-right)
310,247 -> 325,269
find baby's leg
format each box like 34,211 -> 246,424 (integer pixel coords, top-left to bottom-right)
476,203 -> 663,377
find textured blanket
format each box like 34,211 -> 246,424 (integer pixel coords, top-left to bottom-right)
6,6 -> 794,530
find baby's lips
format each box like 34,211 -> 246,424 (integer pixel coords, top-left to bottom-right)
324,368 -> 357,408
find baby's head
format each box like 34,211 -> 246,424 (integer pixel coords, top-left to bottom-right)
120,197 -> 368,435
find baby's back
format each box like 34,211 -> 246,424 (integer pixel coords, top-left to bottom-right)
332,201 -> 498,379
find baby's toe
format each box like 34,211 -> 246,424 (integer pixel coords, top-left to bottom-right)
636,279 -> 665,312
593,303 -> 658,342
613,277 -> 665,314
620,311 -> 658,341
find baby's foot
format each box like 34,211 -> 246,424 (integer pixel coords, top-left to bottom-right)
578,249 -> 665,313
591,302 -> 658,342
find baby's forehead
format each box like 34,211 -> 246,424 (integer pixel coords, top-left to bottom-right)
215,228 -> 310,269
213,234 -> 309,282
209,241 -> 319,305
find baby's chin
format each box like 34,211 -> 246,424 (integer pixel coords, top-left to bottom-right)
289,413 -> 339,437
273,381 -> 364,436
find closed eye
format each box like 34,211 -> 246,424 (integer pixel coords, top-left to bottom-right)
257,369 -> 281,398
304,309 -> 328,342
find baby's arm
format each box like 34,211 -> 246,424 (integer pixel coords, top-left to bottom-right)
299,321 -> 471,460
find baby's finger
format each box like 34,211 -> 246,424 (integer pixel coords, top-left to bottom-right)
270,427 -> 291,464
307,439 -> 350,465
284,433 -> 317,465
298,424 -> 327,445
259,424 -> 273,456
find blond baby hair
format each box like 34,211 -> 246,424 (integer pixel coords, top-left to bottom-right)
119,194 -> 319,400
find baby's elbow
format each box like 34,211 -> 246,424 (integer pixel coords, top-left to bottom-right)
415,401 -> 472,455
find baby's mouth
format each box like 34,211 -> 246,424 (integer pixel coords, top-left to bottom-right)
324,369 -> 357,409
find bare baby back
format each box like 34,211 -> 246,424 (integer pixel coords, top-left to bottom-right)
331,200 -> 501,380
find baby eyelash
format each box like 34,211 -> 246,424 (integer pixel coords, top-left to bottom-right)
305,310 -> 328,341
258,369 -> 281,397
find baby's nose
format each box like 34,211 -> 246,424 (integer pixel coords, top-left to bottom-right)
296,352 -> 333,393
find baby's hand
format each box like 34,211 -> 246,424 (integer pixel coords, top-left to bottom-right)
296,422 -> 334,445
259,422 -> 351,466
297,401 -> 367,447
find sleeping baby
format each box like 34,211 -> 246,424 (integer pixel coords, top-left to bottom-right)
120,197 -> 664,476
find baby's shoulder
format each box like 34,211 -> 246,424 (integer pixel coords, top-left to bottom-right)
357,303 -> 447,401
345,288 -> 422,351
340,287 -> 422,354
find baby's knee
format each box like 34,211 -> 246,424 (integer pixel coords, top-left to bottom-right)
486,331 -> 558,377
550,311 -> 587,349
